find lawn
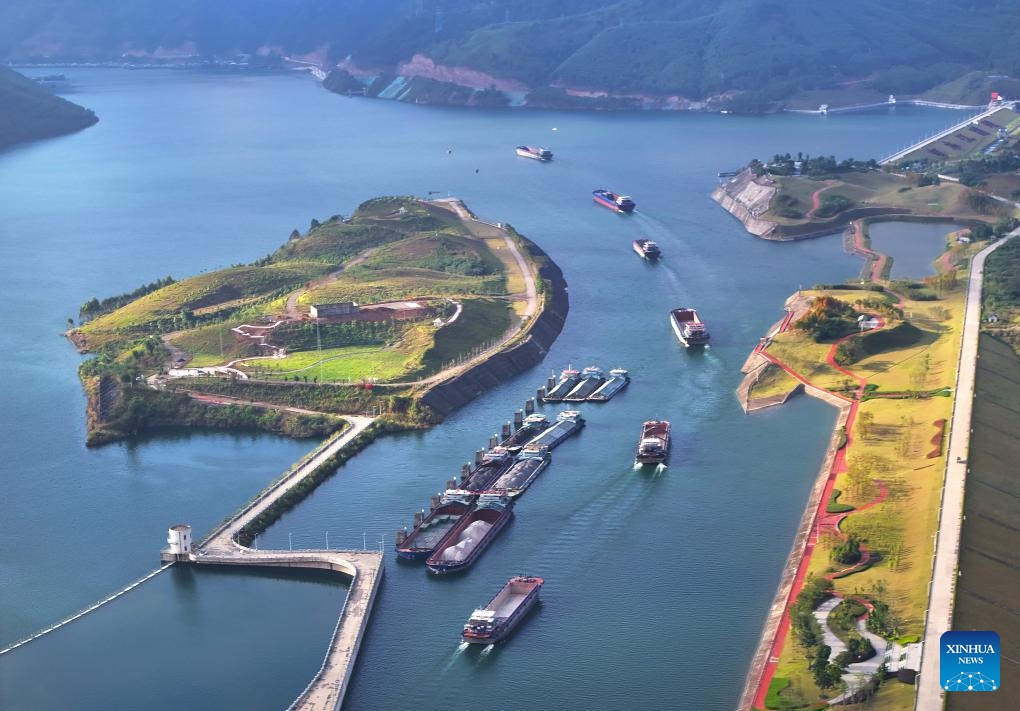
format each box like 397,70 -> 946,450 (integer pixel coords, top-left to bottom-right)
234,345 -> 414,383
748,362 -> 800,400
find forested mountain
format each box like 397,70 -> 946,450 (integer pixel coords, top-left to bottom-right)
3,0 -> 1020,105
0,67 -> 98,149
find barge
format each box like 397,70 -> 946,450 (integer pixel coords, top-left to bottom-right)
463,446 -> 515,491
633,239 -> 661,260
670,307 -> 710,347
490,445 -> 552,498
543,367 -> 580,401
593,189 -> 636,213
516,145 -> 553,161
462,576 -> 544,644
426,494 -> 513,574
635,420 -> 671,465
395,491 -> 475,560
562,366 -> 605,401
500,413 -> 549,452
527,410 -> 585,450
588,368 -> 630,401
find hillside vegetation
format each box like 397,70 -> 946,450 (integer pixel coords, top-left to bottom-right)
0,66 -> 97,149
5,1 -> 1020,105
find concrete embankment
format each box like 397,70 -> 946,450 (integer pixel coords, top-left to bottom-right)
420,238 -> 568,416
711,169 -> 779,239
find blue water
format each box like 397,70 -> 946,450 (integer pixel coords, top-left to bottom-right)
0,69 -> 963,709
868,220 -> 963,278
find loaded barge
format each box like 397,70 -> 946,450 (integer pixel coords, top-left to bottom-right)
636,420 -> 671,465
462,446 -> 515,491
562,366 -> 605,402
500,413 -> 549,452
670,307 -> 710,347
543,368 -> 580,401
426,494 -> 513,574
395,491 -> 475,560
462,576 -> 544,644
588,368 -> 629,401
490,445 -> 552,498
527,410 -> 585,450
593,189 -> 636,213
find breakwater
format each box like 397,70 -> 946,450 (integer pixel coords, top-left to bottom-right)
420,237 -> 568,416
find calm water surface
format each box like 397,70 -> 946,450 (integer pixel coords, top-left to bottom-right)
868,220 -> 964,278
0,70 -> 963,709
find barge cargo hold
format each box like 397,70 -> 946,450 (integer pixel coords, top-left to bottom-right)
462,576 -> 544,644
516,145 -> 553,161
588,368 -> 630,401
633,239 -> 661,260
670,307 -> 710,347
490,445 -> 551,498
426,494 -> 513,575
463,446 -> 515,491
543,368 -> 580,401
526,410 -> 585,450
593,189 -> 636,213
395,492 -> 475,560
635,420 -> 671,465
562,366 -> 605,402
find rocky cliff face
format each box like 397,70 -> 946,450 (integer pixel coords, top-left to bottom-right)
711,169 -> 780,239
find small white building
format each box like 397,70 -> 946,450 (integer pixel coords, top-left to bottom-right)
166,524 -> 192,557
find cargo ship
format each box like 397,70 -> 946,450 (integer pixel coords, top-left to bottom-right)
426,494 -> 513,574
462,576 -> 544,644
490,445 -> 551,498
588,368 -> 630,401
670,307 -> 710,347
593,189 -> 636,213
543,367 -> 581,401
516,145 -> 553,161
633,239 -> 661,260
463,446 -> 515,491
500,413 -> 549,452
635,420 -> 671,465
563,366 -> 605,401
527,410 -> 585,450
395,491 -> 475,560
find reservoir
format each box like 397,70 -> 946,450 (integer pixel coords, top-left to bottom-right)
868,219 -> 963,278
0,69 -> 965,709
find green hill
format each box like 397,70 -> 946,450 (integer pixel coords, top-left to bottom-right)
3,1 -> 1020,106
0,67 -> 98,149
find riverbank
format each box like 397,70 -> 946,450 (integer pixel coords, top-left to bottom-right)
736,259 -> 977,708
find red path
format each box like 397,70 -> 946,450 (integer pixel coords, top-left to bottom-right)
804,183 -> 834,219
749,293 -> 896,710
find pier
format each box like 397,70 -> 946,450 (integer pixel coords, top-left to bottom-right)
164,415 -> 384,711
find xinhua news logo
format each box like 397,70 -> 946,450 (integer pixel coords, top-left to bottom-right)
940,631 -> 1000,691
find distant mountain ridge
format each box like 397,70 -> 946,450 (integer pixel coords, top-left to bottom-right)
0,67 -> 98,149
3,0 -> 1020,109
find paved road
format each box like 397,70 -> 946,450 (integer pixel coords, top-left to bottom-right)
915,230 -> 1017,709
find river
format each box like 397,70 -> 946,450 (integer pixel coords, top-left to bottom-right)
0,69 -> 964,710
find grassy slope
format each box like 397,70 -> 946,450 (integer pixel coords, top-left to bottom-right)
0,66 -> 97,149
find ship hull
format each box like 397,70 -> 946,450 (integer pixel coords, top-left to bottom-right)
635,420 -> 671,465
670,308 -> 710,347
633,239 -> 661,260
396,501 -> 473,560
593,194 -> 635,213
426,504 -> 513,575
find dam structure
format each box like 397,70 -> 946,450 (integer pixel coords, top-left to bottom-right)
162,415 -> 384,711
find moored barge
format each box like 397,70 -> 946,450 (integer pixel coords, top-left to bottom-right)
395,491 -> 475,560
462,576 -> 544,644
588,368 -> 630,401
562,366 -> 605,401
543,368 -> 581,401
426,494 -> 513,574
490,445 -> 552,498
526,410 -> 585,450
500,413 -> 549,451
462,446 -> 515,491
